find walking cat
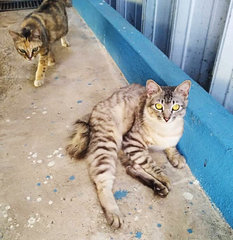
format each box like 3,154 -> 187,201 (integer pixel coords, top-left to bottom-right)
66,79 -> 191,228
9,0 -> 71,87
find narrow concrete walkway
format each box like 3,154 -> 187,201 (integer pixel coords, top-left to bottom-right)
0,8 -> 233,240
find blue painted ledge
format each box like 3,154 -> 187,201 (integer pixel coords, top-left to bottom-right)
73,0 -> 233,227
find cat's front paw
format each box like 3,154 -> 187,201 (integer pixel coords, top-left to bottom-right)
48,58 -> 55,66
34,79 -> 44,87
105,208 -> 124,229
169,154 -> 186,169
62,41 -> 70,47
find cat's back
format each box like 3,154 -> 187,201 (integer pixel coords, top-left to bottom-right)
22,0 -> 68,42
91,84 -> 145,134
98,83 -> 145,109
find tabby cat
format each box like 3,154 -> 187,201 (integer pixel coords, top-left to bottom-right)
66,79 -> 191,228
9,0 -> 71,87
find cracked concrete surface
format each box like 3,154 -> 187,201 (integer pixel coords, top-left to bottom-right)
0,8 -> 233,240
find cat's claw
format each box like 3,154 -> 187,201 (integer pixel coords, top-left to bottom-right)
105,209 -> 124,229
34,79 -> 44,87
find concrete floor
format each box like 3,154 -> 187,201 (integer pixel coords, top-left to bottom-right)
0,8 -> 233,240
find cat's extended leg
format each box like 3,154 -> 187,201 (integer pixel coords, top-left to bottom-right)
126,164 -> 170,197
164,147 -> 186,169
48,50 -> 55,66
34,53 -> 48,87
122,134 -> 171,196
61,36 -> 70,47
89,153 -> 123,229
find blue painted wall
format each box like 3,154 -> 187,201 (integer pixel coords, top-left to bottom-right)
73,0 -> 233,227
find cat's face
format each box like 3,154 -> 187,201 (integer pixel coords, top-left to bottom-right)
9,28 -> 42,61
145,80 -> 191,123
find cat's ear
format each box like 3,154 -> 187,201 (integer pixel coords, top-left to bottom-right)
9,30 -> 21,41
175,80 -> 191,98
146,79 -> 162,97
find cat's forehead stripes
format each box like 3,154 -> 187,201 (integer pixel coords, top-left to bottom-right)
161,87 -> 176,104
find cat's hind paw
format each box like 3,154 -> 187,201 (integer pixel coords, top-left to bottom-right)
152,173 -> 171,197
105,209 -> 124,229
34,79 -> 44,87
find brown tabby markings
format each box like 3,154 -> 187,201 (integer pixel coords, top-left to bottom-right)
9,0 -> 71,87
66,79 -> 191,229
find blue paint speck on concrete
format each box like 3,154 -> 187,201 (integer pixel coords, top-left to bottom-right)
189,181 -> 193,184
114,190 -> 128,200
77,100 -> 83,104
157,223 -> 162,228
149,205 -> 153,209
53,189 -> 57,192
187,229 -> 193,234
135,232 -> 142,239
37,183 -> 41,186
54,76 -> 59,80
69,175 -> 75,181
46,176 -> 50,179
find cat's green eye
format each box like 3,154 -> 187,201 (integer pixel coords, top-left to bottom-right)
18,48 -> 26,54
172,104 -> 180,111
155,103 -> 163,110
32,47 -> 39,52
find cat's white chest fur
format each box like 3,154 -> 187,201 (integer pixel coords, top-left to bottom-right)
144,116 -> 184,151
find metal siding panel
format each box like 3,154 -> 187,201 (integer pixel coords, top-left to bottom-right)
134,1 -> 142,31
198,0 -> 230,90
210,0 -> 233,112
169,0 -> 193,68
180,0 -> 214,82
224,70 -> 233,113
141,0 -> 156,41
152,0 -> 173,54
169,0 -> 230,91
116,0 -> 125,17
125,0 -> 135,26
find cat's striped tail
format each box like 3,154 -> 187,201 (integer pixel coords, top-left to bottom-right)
66,120 -> 90,159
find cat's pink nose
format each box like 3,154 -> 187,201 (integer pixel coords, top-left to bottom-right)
164,117 -> 170,122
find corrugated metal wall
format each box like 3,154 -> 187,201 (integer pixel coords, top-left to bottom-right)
105,0 -> 233,113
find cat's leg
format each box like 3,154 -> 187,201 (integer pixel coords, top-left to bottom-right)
48,50 -> 55,66
89,152 -> 123,229
34,53 -> 48,87
164,147 -> 186,169
126,164 -> 169,197
122,134 -> 171,196
61,36 -> 70,47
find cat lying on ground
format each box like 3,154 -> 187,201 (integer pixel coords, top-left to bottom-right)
66,79 -> 191,228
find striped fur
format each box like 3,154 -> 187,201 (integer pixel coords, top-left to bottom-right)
67,80 -> 191,228
9,0 -> 71,87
